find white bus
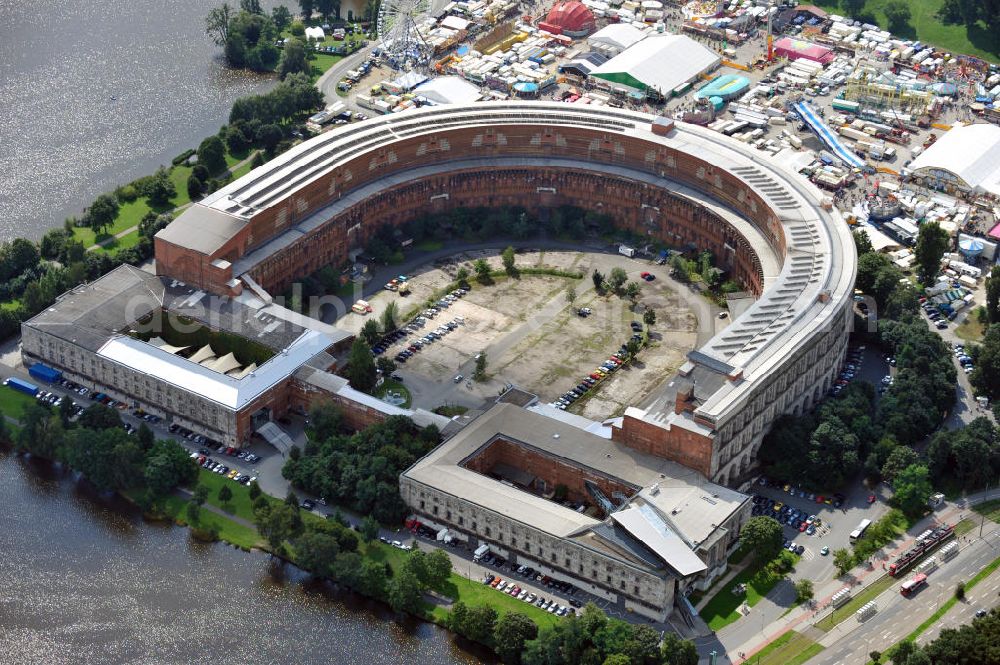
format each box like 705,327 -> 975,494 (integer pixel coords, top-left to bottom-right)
850,518 -> 872,541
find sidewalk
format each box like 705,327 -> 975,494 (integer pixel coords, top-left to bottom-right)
735,495 -> 1000,660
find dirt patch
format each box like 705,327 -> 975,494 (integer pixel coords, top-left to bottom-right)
334,249 -> 698,416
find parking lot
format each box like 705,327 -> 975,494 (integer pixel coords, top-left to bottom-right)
339,249 -> 698,412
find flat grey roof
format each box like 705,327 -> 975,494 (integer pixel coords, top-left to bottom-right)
155,204 -> 247,256
404,403 -> 745,553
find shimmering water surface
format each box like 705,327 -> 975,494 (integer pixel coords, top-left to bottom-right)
0,451 -> 489,664
0,0 -> 282,241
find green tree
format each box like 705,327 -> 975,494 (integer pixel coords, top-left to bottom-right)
740,515 -> 784,564
360,515 -> 379,542
197,135 -> 227,175
624,280 -> 641,303
58,395 -> 75,427
842,0 -> 866,18
501,246 -> 517,275
257,502 -> 304,551
456,266 -> 470,286
381,301 -> 399,332
144,439 -> 197,496
795,578 -> 814,603
145,166 -> 176,206
86,193 -> 119,235
358,557 -> 388,598
881,445 -> 920,484
186,498 -> 202,524
602,656 -> 630,665
463,605 -> 498,644
914,221 -> 949,285
295,530 -> 340,577
643,308 -> 656,327
893,464 -> 933,517
474,258 -> 492,284
78,403 -> 122,430
205,2 -> 234,46
592,269 -> 605,292
493,612 -> 538,664
218,484 -> 233,505
346,337 -> 377,393
137,423 -> 154,448
248,480 -> 262,501
833,547 -> 853,575
387,567 -> 424,613
565,285 -> 576,305
661,632 -> 698,665
376,356 -> 396,378
954,580 -> 965,600
423,548 -> 452,589
360,318 -> 381,346
608,267 -> 627,294
473,351 -> 488,381
278,37 -> 311,79
971,324 -> 1000,400
187,174 -> 204,201
883,0 -> 912,32
307,400 -> 342,441
986,266 -> 1000,323
271,4 -> 292,30
298,0 -> 315,19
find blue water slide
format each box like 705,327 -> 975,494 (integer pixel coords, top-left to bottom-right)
792,101 -> 865,169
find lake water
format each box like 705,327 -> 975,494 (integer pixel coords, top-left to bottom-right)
0,450 -> 489,664
0,0 -> 283,242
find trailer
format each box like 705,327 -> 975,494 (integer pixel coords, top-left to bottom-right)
4,377 -> 39,397
29,363 -> 62,384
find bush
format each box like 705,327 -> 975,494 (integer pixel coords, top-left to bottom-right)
290,20 -> 305,35
116,184 -> 139,202
171,148 -> 196,166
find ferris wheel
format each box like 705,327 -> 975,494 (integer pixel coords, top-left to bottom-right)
376,0 -> 432,69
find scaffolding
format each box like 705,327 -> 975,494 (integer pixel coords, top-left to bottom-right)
843,66 -> 932,114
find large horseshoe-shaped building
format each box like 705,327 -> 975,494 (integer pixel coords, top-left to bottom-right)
155,102 -> 857,488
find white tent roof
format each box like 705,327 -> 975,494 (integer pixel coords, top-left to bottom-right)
206,352 -> 242,375
304,26 -> 325,40
188,344 -> 216,364
587,23 -> 647,51
414,76 -> 482,105
589,34 -> 720,93
441,15 -> 470,30
909,123 -> 1000,196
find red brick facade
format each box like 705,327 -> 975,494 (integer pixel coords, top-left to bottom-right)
463,436 -> 639,508
612,415 -> 714,478
156,123 -> 779,299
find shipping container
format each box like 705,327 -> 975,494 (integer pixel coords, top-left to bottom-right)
4,377 -> 39,397
29,363 -> 62,384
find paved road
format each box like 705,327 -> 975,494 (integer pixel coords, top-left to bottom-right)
713,476 -> 891,655
809,526 -> 1000,665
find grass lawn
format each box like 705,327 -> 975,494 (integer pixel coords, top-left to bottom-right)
375,379 -> 412,408
0,386 -> 42,419
310,53 -> 344,81
955,316 -> 986,342
754,630 -> 825,665
98,230 -> 142,252
415,239 -> 444,252
815,574 -> 896,632
809,0 -> 999,62
955,517 -> 976,536
230,160 -> 254,180
74,198 -> 155,248
699,555 -> 799,631
364,542 -> 562,629
159,494 -> 264,550
973,498 -> 1000,524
